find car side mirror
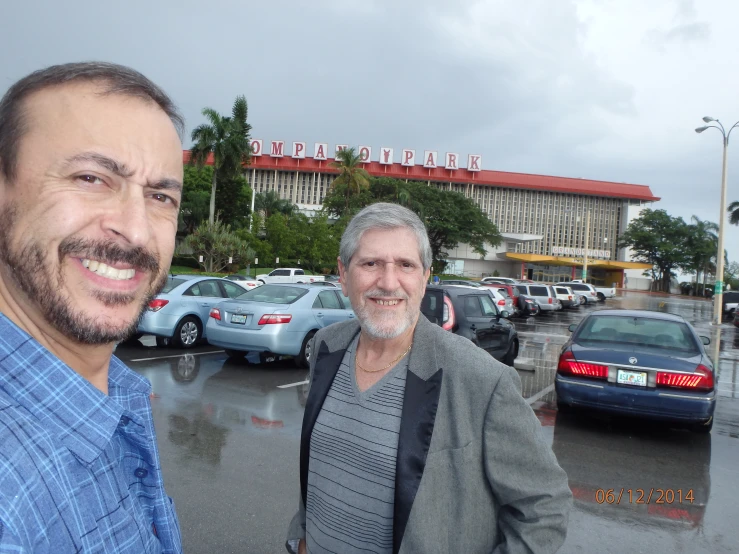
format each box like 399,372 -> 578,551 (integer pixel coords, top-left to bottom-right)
700,336 -> 711,346
568,323 -> 577,333
499,310 -> 510,319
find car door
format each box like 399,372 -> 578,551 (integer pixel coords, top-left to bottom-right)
194,280 -> 229,323
460,294 -> 496,353
312,290 -> 350,327
479,293 -> 507,355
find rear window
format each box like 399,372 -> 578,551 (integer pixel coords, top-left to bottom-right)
576,315 -> 700,354
422,289 -> 444,324
495,288 -> 510,298
568,284 -> 589,292
555,287 -> 569,294
238,285 -> 307,304
162,278 -> 186,293
529,286 -> 549,296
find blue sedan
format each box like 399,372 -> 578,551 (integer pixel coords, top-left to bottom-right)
138,275 -> 248,348
206,284 -> 356,367
555,309 -> 716,433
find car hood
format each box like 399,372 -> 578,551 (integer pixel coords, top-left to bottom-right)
571,343 -> 706,371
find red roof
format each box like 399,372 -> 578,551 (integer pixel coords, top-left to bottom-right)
182,151 -> 659,202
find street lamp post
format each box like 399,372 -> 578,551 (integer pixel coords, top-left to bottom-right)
583,210 -> 591,283
696,116 -> 739,325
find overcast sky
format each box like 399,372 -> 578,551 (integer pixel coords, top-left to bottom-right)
3,0 -> 739,266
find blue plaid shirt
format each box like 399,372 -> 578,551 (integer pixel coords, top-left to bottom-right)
0,314 -> 182,553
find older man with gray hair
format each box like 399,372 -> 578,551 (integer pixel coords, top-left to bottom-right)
287,202 -> 572,554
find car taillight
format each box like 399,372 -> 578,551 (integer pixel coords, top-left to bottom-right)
568,296 -> 573,300
258,314 -> 293,325
498,299 -> 506,306
148,299 -> 169,312
656,365 -> 714,392
442,295 -> 455,331
209,308 -> 221,321
557,351 -> 608,379
548,297 -> 553,304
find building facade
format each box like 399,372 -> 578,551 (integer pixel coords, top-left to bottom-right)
184,144 -> 658,288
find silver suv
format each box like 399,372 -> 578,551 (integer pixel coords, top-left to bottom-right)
515,284 -> 562,312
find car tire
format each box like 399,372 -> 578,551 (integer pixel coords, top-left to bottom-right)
597,292 -> 606,302
258,280 -> 265,285
579,295 -> 586,306
155,336 -> 171,348
225,349 -> 247,360
503,339 -> 518,366
296,330 -> 317,368
173,316 -> 201,349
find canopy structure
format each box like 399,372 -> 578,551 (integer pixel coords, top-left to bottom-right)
501,253 -> 652,271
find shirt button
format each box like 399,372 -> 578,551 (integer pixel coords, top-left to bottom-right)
119,416 -> 130,427
134,468 -> 148,478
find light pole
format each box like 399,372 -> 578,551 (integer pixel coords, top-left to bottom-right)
565,208 -> 591,282
696,116 -> 739,325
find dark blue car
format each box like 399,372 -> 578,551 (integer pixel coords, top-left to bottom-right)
555,309 -> 716,433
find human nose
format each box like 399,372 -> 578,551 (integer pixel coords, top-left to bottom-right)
376,262 -> 401,291
102,187 -> 151,248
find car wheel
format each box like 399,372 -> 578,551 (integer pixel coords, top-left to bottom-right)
503,339 -> 518,366
155,336 -> 171,348
173,316 -> 201,349
297,331 -> 317,368
225,349 -> 247,360
691,419 -> 713,434
597,292 -> 606,302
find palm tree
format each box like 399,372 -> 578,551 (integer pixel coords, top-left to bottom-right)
688,215 -> 718,295
729,201 -> 739,225
255,190 -> 295,220
330,147 -> 371,214
190,96 -> 252,225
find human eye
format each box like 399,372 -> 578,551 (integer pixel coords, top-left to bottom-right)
400,261 -> 417,272
76,174 -> 105,186
151,192 -> 178,207
363,261 -> 380,271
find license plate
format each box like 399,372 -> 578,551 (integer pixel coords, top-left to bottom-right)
230,314 -> 247,324
617,369 -> 647,387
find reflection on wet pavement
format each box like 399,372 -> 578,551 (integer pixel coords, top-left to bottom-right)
116,291 -> 739,553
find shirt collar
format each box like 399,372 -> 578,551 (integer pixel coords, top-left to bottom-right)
0,313 -> 151,465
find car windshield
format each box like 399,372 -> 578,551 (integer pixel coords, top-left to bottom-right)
238,285 -> 308,304
162,278 -> 186,293
575,315 -> 700,355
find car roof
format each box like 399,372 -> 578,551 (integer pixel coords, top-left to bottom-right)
169,274 -> 219,282
585,309 -> 687,322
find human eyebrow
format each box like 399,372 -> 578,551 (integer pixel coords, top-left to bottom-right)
64,151 -> 135,178
149,178 -> 183,194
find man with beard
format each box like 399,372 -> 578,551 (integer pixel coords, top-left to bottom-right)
287,203 -> 572,554
0,63 -> 184,553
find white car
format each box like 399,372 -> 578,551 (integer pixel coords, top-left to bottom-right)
555,282 -> 599,304
224,274 -> 261,290
567,279 -> 616,301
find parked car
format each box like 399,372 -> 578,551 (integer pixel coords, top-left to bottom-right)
324,274 -> 341,283
480,277 -> 518,286
487,287 -> 516,316
515,284 -> 563,313
722,291 -> 739,314
255,268 -> 325,285
556,309 -> 716,433
552,285 -> 580,309
421,285 -> 518,365
484,284 -> 519,316
225,274 -> 261,290
566,279 -> 616,301
206,284 -> 355,367
555,281 -> 599,304
440,279 -> 482,287
138,275 -> 248,348
519,294 -> 541,316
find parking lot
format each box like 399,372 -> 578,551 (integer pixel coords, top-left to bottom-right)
115,290 -> 739,553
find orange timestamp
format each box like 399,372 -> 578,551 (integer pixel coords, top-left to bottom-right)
595,488 -> 694,505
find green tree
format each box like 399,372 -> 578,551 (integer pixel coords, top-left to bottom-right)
322,177 -> 502,271
189,95 -> 252,225
330,147 -> 371,214
617,209 -> 690,292
215,174 -> 253,230
179,165 -> 213,235
684,216 -> 718,295
255,190 -> 296,220
728,200 -> 739,225
179,217 -> 253,273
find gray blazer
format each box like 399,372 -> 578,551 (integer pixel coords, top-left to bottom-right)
287,315 -> 572,553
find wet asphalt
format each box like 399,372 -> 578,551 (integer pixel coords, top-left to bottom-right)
115,291 -> 739,554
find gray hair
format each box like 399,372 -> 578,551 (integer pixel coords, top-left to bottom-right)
340,202 -> 433,270
0,61 -> 184,183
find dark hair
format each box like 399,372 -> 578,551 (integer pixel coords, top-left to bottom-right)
0,61 -> 184,183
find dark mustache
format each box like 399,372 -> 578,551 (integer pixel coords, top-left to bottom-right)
59,237 -> 160,273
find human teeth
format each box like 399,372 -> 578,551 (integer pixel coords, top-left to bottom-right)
376,299 -> 399,306
81,259 -> 136,281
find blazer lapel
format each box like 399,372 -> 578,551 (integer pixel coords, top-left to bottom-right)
393,317 -> 444,554
300,341 -> 345,505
